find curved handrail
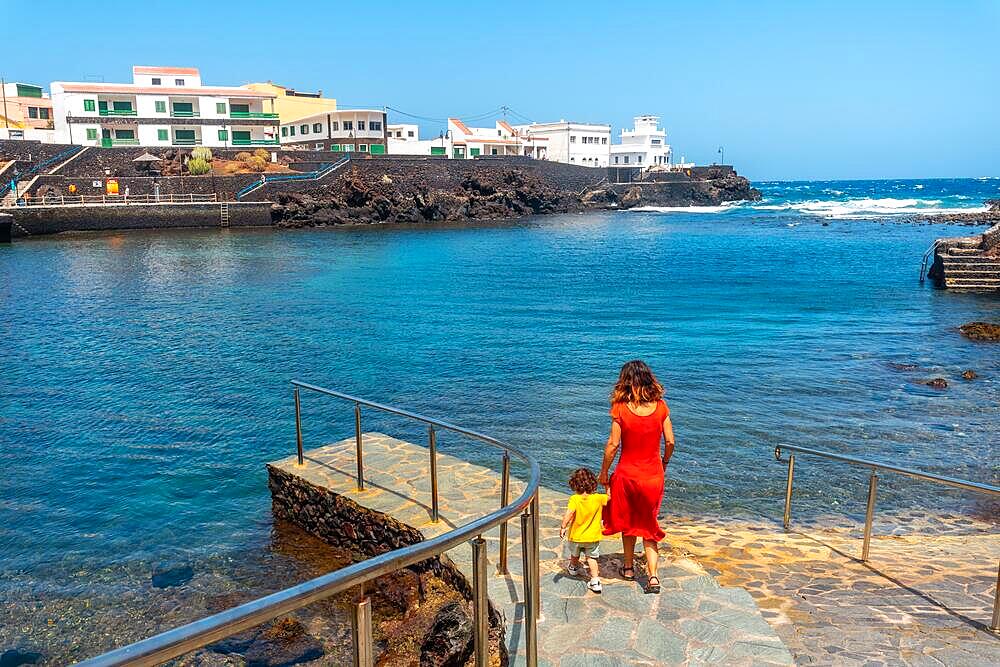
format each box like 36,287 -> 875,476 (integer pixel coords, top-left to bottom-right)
919,239 -> 939,284
77,384 -> 541,666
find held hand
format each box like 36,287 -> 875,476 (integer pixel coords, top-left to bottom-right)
559,526 -> 566,539
598,471 -> 609,487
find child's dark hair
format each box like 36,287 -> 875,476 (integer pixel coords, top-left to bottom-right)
569,468 -> 598,494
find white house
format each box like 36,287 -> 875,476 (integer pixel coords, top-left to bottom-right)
278,109 -> 387,153
387,124 -> 420,142
50,66 -> 279,148
445,119 -> 547,160
609,115 -> 671,169
513,120 -> 610,167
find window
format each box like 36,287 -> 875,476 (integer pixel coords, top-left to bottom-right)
158,129 -> 168,141
370,144 -> 385,155
638,155 -> 643,163
602,137 -> 607,144
624,156 -> 629,164
343,121 -> 353,131
359,144 -> 368,152
343,144 -> 354,152
289,126 -> 295,136
83,99 -> 95,112
470,147 -> 480,157
216,102 -> 227,114
315,143 -> 324,150
570,157 -> 575,162
39,108 -> 50,120
152,78 -> 161,85
313,123 -> 322,133
331,144 -> 341,151
651,139 -> 660,145
231,103 -> 250,114
369,121 -> 381,131
86,128 -> 97,140
408,130 -> 414,137
218,129 -> 228,141
430,146 -> 446,156
155,100 -> 166,113
357,120 -> 366,130
614,156 -> 619,164
175,79 -> 185,86
331,121 -> 339,131
28,107 -> 38,119
281,126 -> 288,137
112,101 -> 133,112
115,129 -> 135,139
300,124 -> 308,134
569,135 -> 576,143
490,148 -> 498,155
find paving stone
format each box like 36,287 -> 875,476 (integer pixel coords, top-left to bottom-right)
582,616 -> 634,653
633,619 -> 687,664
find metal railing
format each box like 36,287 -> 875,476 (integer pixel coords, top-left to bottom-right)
0,145 -> 84,198
775,444 -> 1000,632
235,155 -> 351,200
919,240 -> 939,284
231,139 -> 280,146
230,111 -> 280,119
78,383 -> 542,666
99,109 -> 137,117
7,193 -> 218,208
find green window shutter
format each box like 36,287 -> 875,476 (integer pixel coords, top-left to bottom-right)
369,144 -> 385,155
232,131 -> 251,143
289,126 -> 295,136
330,144 -> 341,151
28,107 -> 38,119
470,148 -> 480,157
231,103 -> 250,113
16,84 -> 43,98
86,128 -> 97,140
116,129 -> 135,139
155,101 -> 166,113
218,129 -> 228,141
112,101 -> 133,111
281,127 -> 287,137
157,129 -> 168,141
83,99 -> 95,112
40,108 -> 50,119
431,146 -> 446,156
216,102 -> 226,114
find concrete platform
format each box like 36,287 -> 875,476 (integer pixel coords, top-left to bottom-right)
269,433 -> 794,666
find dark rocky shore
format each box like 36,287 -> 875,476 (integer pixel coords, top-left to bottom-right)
270,163 -> 760,228
913,198 -> 1000,226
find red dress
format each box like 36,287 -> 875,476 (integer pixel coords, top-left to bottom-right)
602,400 -> 669,542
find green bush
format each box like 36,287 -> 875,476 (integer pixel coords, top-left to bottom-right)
247,156 -> 267,172
191,146 -> 213,162
187,157 -> 212,175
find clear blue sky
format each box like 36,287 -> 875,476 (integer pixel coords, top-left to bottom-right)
6,1 -> 997,180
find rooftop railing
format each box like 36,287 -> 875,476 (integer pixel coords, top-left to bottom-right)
99,109 -> 137,117
774,443 -> 1000,633
230,111 -> 279,119
76,383 -> 542,666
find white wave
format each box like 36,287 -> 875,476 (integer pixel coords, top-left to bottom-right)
631,203 -> 740,214
750,197 -> 986,219
914,184 -> 924,189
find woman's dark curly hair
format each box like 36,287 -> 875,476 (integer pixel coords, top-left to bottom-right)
568,467 -> 598,495
610,359 -> 664,405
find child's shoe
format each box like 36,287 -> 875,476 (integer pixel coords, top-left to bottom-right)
567,563 -> 582,577
587,578 -> 603,594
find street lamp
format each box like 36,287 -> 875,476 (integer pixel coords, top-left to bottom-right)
718,146 -> 725,165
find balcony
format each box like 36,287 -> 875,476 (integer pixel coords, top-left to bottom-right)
172,138 -> 199,146
231,138 -> 280,146
230,111 -> 279,119
170,110 -> 201,118
99,109 -> 137,117
101,138 -> 140,147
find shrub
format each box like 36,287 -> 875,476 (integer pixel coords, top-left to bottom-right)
247,156 -> 267,173
191,146 -> 213,162
187,157 -> 212,175
253,148 -> 271,162
222,162 -> 240,174
235,151 -> 253,164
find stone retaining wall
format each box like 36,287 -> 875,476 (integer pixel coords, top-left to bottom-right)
981,221 -> 1000,251
8,201 -> 271,237
29,174 -> 260,201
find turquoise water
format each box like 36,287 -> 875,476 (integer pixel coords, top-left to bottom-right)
1,178 -> 998,656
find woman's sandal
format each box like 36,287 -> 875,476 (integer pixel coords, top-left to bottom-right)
619,566 -> 636,581
645,575 -> 661,594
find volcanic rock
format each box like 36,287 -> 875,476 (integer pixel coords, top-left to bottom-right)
0,649 -> 42,667
151,564 -> 194,589
959,322 -> 1000,342
419,601 -> 473,667
923,378 -> 948,389
962,370 -> 978,380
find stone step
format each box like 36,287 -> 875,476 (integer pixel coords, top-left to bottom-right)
944,279 -> 1000,289
946,247 -> 986,255
941,270 -> 1000,279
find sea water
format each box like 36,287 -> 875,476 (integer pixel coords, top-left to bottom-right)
1,178 -> 997,658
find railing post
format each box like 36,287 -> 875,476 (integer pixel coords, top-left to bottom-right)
354,403 -> 364,490
520,510 -> 538,666
990,560 -> 999,633
428,426 -> 440,522
783,454 -> 795,530
861,469 -> 878,562
294,388 -> 304,466
531,490 -> 540,619
352,595 -> 374,667
471,537 -> 489,667
498,451 -> 511,573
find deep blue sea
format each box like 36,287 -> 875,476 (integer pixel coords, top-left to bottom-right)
1,177 -> 998,657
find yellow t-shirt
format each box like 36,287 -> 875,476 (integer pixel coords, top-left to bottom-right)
567,492 -> 609,543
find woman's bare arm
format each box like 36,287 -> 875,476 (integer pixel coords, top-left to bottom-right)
662,415 -> 675,465
599,421 -> 622,486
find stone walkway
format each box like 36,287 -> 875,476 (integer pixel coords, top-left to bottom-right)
270,434 -> 794,666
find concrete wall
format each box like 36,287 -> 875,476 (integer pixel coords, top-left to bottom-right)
30,173 -> 261,200
8,201 -> 271,237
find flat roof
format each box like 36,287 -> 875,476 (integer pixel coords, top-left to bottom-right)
54,82 -> 275,98
133,66 -> 200,76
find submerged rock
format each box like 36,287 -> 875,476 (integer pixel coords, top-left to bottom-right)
210,617 -> 323,667
959,322 -> 1000,342
0,649 -> 42,667
420,601 -> 473,667
962,369 -> 978,380
151,564 -> 194,589
923,378 -> 949,389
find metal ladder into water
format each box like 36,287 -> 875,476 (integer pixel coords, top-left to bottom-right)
220,201 -> 230,227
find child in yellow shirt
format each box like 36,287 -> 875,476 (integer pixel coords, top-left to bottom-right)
560,467 -> 609,593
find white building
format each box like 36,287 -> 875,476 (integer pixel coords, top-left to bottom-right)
50,66 -> 279,148
387,124 -> 419,142
445,119 -> 547,159
278,109 -> 387,153
609,115 -> 671,169
513,120 -> 610,167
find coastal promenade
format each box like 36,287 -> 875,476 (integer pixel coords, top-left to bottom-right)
270,434 -> 796,666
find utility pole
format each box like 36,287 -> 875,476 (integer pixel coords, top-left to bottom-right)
1,78 -> 9,129
718,146 -> 725,165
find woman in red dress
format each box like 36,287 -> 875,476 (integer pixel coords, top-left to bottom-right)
598,360 -> 675,593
